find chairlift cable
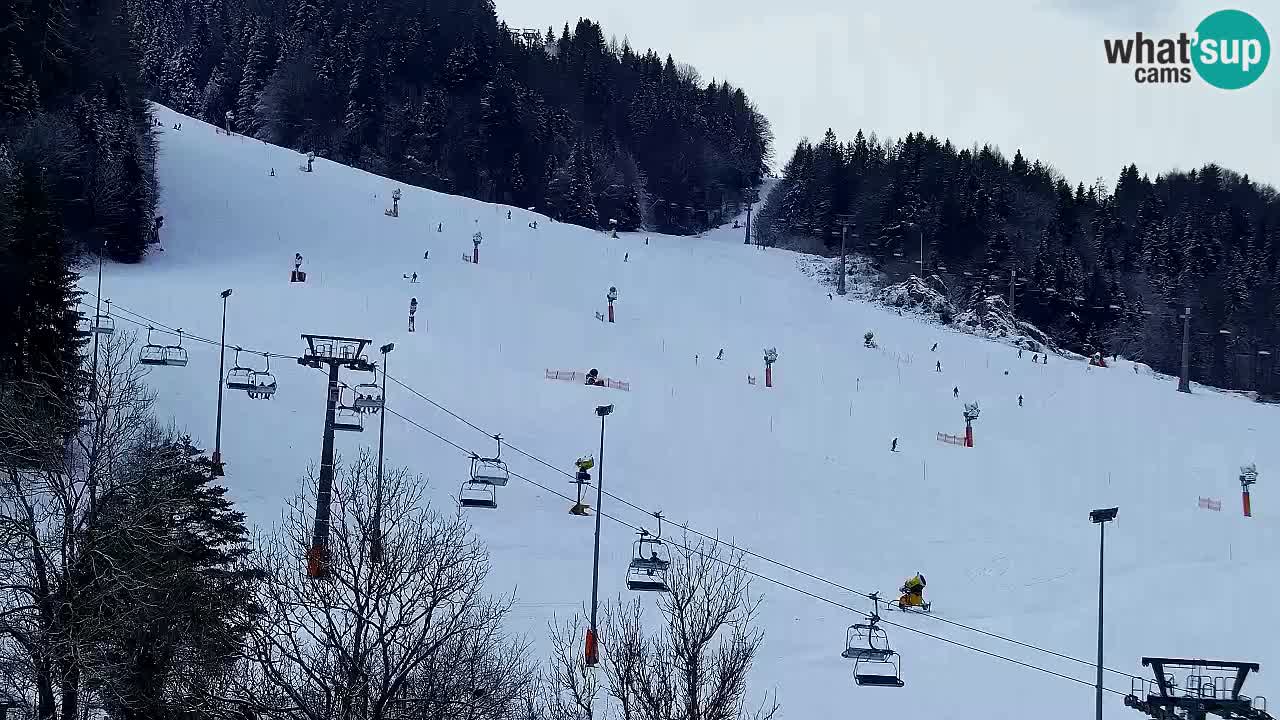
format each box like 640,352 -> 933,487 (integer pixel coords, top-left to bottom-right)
381,368 -> 1144,681
92,293 -> 1143,692
385,405 -> 1128,696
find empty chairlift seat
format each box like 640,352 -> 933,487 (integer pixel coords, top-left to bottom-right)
469,435 -> 509,487
333,406 -> 364,432
163,341 -> 189,366
459,481 -> 497,509
470,456 -> 509,487
843,601 -> 904,688
140,327 -> 188,367
91,315 -> 115,336
225,359 -> 257,391
139,341 -> 167,365
853,655 -> 904,688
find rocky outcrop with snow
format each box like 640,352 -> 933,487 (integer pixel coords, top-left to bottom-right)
878,275 -> 955,322
952,294 -> 1057,353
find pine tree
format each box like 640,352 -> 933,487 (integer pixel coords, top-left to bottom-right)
0,164 -> 87,448
563,142 -> 598,228
235,21 -> 272,136
0,48 -> 39,121
86,436 -> 262,719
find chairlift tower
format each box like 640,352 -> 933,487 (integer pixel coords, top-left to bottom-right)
298,334 -> 376,579
1125,658 -> 1272,720
834,214 -> 856,295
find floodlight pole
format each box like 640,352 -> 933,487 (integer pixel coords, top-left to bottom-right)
1090,507 -> 1118,720
586,403 -> 613,666
372,342 -> 393,563
1178,307 -> 1192,393
89,240 -> 105,402
212,288 -> 233,476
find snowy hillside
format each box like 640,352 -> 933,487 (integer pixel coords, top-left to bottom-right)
87,105 -> 1279,720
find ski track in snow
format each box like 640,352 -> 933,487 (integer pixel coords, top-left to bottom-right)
88,104 -> 1280,719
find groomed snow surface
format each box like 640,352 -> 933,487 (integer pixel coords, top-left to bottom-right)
92,105 -> 1279,719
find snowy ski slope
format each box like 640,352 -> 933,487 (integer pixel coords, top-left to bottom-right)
89,105 -> 1279,719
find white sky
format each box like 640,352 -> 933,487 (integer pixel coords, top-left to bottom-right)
494,0 -> 1279,190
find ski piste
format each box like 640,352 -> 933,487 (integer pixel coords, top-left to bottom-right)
87,104 -> 1279,720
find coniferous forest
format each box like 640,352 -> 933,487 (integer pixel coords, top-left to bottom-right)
128,0 -> 772,233
756,129 -> 1280,392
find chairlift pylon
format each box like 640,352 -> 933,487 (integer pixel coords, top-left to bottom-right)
626,512 -> 671,592
469,434 -> 509,486
247,354 -> 277,399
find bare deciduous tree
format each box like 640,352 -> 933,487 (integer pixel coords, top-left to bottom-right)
0,332 -> 155,720
534,615 -> 598,720
241,449 -> 529,720
602,536 -> 778,720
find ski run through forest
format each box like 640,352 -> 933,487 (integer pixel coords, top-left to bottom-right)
27,105 -> 1274,720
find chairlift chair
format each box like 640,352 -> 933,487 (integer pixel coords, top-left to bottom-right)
854,652 -> 904,688
333,394 -> 364,432
459,480 -> 498,509
139,327 -> 167,365
352,373 -> 384,413
626,516 -> 671,592
91,301 -> 115,335
842,594 -> 905,687
842,622 -> 894,662
162,330 -> 188,366
469,435 -> 509,486
74,306 -> 92,337
247,354 -> 277,399
225,349 -> 257,391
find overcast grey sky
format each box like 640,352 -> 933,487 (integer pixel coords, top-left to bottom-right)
495,0 -> 1278,189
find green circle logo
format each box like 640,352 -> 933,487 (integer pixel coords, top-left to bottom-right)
1193,10 -> 1270,89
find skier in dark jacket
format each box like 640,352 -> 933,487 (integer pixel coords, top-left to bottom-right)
408,298 -> 418,332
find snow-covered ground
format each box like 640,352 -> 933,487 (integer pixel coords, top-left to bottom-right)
89,104 -> 1279,719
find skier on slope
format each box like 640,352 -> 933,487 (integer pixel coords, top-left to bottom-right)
408,298 -> 418,332
898,572 -> 927,610
1018,394 -> 1024,407
953,386 -> 959,398
936,360 -> 942,372
890,437 -> 898,452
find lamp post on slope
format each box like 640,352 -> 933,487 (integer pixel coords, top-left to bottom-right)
372,342 -> 393,563
585,403 -> 614,667
1089,506 -> 1118,720
212,288 -> 233,477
